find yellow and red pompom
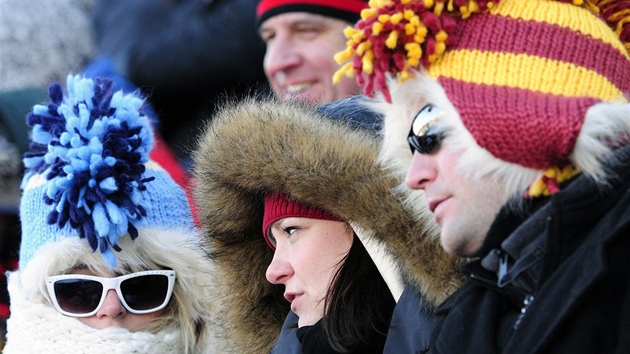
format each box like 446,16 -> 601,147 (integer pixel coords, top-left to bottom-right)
334,0 -> 499,102
589,0 -> 630,53
526,165 -> 581,198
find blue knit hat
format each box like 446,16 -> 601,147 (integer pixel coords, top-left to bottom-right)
19,75 -> 193,269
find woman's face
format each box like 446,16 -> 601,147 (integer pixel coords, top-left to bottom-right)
60,268 -> 165,332
265,218 -> 353,327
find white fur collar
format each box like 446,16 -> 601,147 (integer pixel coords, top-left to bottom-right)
4,270 -> 185,353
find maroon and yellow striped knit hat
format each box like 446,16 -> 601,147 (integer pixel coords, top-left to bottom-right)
256,0 -> 369,27
334,0 -> 630,192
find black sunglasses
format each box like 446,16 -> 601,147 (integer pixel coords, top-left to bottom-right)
407,104 -> 446,155
46,270 -> 176,317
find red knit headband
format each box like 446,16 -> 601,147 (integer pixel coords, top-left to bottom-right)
262,193 -> 341,250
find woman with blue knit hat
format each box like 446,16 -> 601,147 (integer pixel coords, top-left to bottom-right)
4,75 -> 227,353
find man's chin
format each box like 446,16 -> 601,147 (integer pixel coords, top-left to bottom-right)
440,229 -> 483,257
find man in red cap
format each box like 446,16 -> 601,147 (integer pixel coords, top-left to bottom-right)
256,0 -> 368,105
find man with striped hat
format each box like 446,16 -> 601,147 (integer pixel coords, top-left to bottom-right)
336,0 -> 630,352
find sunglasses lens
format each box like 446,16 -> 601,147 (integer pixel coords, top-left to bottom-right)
408,104 -> 445,154
408,133 -> 442,154
120,275 -> 169,311
54,279 -> 103,314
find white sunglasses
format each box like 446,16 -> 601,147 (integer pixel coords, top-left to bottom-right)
46,270 -> 176,317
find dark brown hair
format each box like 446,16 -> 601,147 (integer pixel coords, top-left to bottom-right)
323,232 -> 395,352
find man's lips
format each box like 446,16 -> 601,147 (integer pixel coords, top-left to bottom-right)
285,82 -> 314,94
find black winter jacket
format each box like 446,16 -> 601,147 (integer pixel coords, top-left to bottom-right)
432,146 -> 630,353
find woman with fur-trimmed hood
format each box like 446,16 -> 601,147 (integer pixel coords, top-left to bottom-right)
4,75 -> 227,353
192,95 -> 464,353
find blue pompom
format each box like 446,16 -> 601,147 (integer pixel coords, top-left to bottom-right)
22,74 -> 154,267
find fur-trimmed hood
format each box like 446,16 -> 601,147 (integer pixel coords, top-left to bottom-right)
192,97 -> 463,353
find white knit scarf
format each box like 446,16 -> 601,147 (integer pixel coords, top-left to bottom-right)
4,270 -> 185,354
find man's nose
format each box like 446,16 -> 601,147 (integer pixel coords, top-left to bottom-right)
406,152 -> 437,190
264,35 -> 302,79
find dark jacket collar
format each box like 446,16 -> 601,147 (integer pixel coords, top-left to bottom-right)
469,146 -> 630,299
